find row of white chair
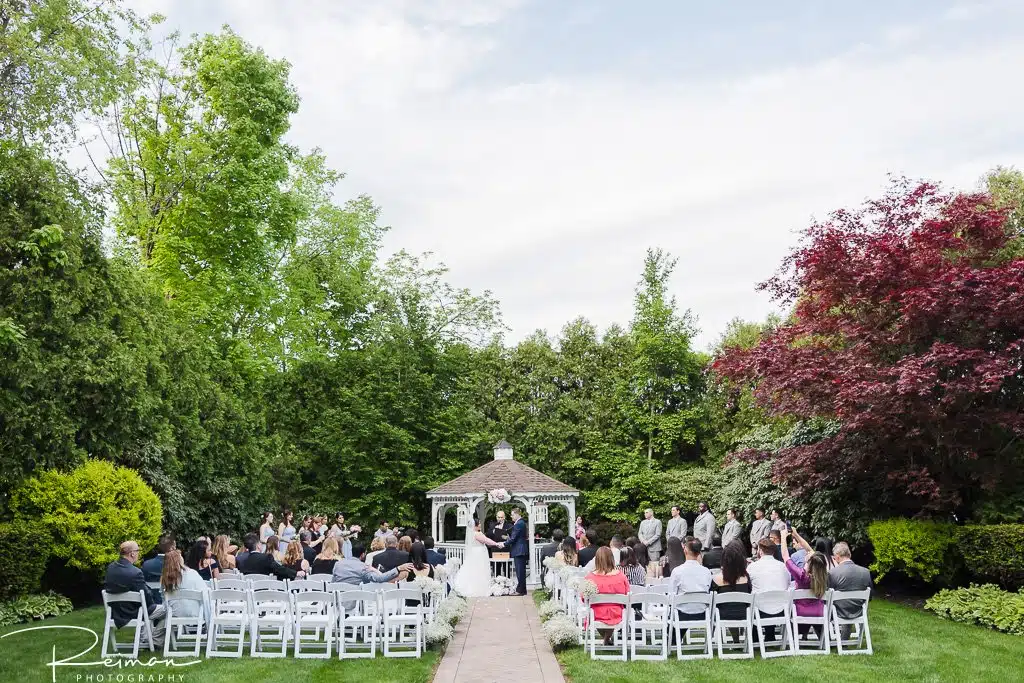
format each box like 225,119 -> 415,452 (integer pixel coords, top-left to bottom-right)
101,581 -> 439,660
580,588 -> 871,661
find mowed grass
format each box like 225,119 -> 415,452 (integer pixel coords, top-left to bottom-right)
0,606 -> 440,683
535,592 -> 1024,683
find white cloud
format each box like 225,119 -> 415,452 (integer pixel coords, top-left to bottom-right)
126,1 -> 1024,348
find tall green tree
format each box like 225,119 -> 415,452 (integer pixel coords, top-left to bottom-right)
0,0 -> 152,145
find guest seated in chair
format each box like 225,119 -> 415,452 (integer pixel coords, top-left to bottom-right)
584,546 -> 630,646
160,549 -> 205,618
243,535 -> 304,580
142,535 -> 174,583
310,536 -> 342,575
424,536 -> 447,566
105,541 -> 166,638
372,534 -> 411,573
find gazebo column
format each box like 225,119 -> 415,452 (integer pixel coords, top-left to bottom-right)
516,495 -> 539,585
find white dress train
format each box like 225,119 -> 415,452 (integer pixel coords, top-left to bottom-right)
452,532 -> 496,597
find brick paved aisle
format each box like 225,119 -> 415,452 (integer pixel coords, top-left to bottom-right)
433,593 -> 565,683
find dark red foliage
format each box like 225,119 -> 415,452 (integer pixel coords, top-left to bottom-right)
714,180 -> 1024,515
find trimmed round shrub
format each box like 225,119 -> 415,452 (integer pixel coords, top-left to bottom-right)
10,460 -> 162,572
867,518 -> 958,584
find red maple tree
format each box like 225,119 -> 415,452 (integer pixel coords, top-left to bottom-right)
713,179 -> 1024,516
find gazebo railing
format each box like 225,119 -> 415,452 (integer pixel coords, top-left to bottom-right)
437,542 -> 465,565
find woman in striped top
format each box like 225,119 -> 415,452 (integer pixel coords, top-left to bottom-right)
619,546 -> 647,586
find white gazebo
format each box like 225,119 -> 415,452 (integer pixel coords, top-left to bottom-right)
427,440 -> 579,586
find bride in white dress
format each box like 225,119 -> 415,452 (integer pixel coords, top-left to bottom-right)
452,520 -> 500,597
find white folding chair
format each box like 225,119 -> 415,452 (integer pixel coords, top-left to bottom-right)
308,573 -> 334,583
383,589 -> 423,658
672,593 -> 714,660
206,589 -> 250,658
792,588 -> 832,655
753,590 -> 795,658
586,595 -> 628,661
251,579 -> 289,592
163,590 -> 207,657
711,592 -> 754,659
250,590 -> 291,657
628,593 -> 671,661
293,591 -> 334,658
244,573 -> 272,582
290,579 -> 325,593
214,578 -> 249,591
830,589 -> 872,655
337,589 -> 378,658
145,580 -> 163,594
101,590 -> 156,659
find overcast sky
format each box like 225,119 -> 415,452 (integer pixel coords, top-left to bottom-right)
127,0 -> 1024,349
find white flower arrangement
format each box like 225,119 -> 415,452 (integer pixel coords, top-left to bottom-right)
538,599 -> 565,622
578,579 -> 599,600
542,614 -> 580,650
565,576 -> 582,592
542,555 -> 565,570
487,488 -> 512,504
558,566 -> 576,582
490,575 -> 518,596
435,595 -> 468,625
425,619 -> 455,645
414,575 -> 444,600
433,564 -> 448,581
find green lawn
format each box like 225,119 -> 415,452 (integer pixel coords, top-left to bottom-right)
536,593 -> 1024,683
0,606 -> 440,683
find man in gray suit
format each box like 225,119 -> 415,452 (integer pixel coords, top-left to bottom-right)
666,505 -> 687,541
693,502 -> 716,550
638,508 -> 662,561
828,541 -> 872,637
749,507 -> 771,552
721,507 -> 742,549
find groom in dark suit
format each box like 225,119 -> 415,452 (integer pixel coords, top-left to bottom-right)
498,507 -> 528,596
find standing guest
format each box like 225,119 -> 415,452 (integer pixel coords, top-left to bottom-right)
236,533 -> 258,571
373,534 -> 411,573
711,542 -> 752,643
670,539 -> 713,634
721,508 -> 742,549
374,521 -> 391,539
780,528 -> 827,638
619,546 -> 647,587
666,506 -> 687,543
105,541 -> 166,638
299,530 -> 318,565
748,538 -> 791,640
259,512 -> 275,552
770,508 -> 787,532
663,535 -> 686,576
283,540 -> 310,575
749,508 -> 771,551
300,515 -> 313,535
330,513 -> 359,560
211,535 -> 237,571
365,536 -> 387,567
577,530 -> 598,567
639,508 -> 663,563
424,536 -> 447,566
160,550 -> 206,619
828,542 -> 872,638
142,535 -> 175,583
702,533 -> 724,570
693,502 -> 717,551
186,538 -> 220,580
584,547 -> 631,646
574,516 -> 586,543
311,536 -> 341,575
278,510 -> 297,547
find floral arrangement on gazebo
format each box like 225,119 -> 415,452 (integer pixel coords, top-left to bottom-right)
487,488 -> 512,503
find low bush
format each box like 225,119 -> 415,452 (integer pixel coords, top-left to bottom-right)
0,592 -> 74,627
867,518 -> 958,584
925,584 -> 1024,636
9,460 -> 162,572
957,524 -> 1024,590
0,521 -> 48,600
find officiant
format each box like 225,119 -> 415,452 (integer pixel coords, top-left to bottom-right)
487,510 -> 513,556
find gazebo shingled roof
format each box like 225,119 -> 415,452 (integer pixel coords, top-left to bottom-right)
427,458 -> 578,496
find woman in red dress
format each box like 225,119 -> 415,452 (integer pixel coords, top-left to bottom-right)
585,546 -> 631,645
